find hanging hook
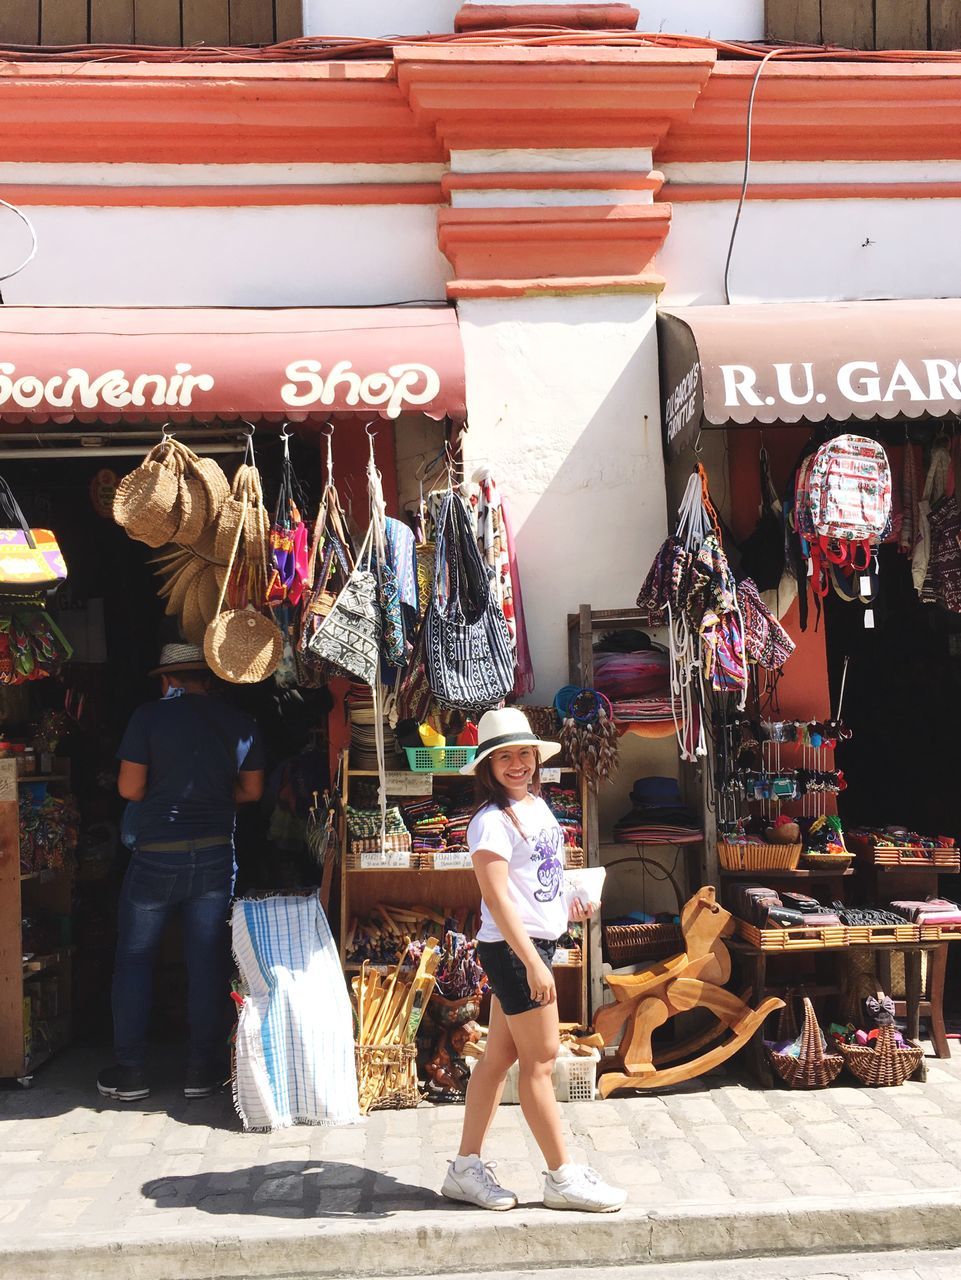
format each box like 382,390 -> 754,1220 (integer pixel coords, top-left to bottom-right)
159,421 -> 175,446
692,428 -> 703,457
239,419 -> 256,466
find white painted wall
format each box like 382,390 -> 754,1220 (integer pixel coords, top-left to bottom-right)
303,0 -> 460,36
457,292 -> 668,700
303,0 -> 764,40
0,205 -> 449,306
659,198 -> 961,306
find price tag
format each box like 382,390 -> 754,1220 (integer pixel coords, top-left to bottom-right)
360,850 -> 411,869
555,948 -> 571,966
540,768 -> 562,784
434,851 -> 474,871
0,759 -> 16,802
864,608 -> 875,629
382,771 -> 433,797
859,575 -> 872,595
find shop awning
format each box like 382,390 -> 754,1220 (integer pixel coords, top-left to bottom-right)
0,305 -> 465,424
659,300 -> 961,459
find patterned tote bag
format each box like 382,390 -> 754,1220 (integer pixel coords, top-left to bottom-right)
424,491 -> 514,713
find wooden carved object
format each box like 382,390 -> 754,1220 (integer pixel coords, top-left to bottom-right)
592,886 -> 784,1096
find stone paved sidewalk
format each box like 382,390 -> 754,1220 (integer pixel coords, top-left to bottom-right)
2,1041 -> 961,1277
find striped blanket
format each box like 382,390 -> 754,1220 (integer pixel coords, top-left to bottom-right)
231,893 -> 360,1132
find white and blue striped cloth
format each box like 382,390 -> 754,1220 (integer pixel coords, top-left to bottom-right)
231,893 -> 360,1132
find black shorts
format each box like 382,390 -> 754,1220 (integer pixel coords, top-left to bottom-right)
477,938 -> 557,1017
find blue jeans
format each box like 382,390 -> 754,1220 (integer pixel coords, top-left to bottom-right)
112,838 -> 235,1071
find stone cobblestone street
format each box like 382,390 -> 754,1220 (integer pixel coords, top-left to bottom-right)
2,1042 -> 961,1278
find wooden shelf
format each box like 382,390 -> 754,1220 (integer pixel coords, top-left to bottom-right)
22,948 -> 73,978
721,868 -> 854,879
344,959 -> 585,972
20,867 -> 71,882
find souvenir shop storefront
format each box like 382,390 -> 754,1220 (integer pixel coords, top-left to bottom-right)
639,296 -> 961,1087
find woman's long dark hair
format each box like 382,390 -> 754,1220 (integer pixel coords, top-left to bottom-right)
472,749 -> 541,833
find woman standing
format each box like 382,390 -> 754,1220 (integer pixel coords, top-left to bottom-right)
442,708 -> 626,1213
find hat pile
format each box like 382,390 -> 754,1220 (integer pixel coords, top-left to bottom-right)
613,776 -> 702,845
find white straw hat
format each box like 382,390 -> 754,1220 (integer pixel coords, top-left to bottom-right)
148,642 -> 209,677
459,707 -> 561,775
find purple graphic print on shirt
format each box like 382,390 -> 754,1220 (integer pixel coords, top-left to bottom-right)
531,828 -> 563,903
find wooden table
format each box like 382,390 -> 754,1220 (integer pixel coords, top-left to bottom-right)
729,936 -> 949,1087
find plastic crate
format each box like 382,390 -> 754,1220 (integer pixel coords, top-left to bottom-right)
404,745 -> 477,773
470,1051 -> 599,1103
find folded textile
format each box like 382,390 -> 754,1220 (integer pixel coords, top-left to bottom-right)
593,650 -> 670,700
232,894 -> 360,1132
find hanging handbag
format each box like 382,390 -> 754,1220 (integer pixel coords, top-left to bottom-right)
424,491 -> 514,713
307,526 -> 382,687
0,476 -> 67,597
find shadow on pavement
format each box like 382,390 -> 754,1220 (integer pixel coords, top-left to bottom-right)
142,1160 -> 445,1219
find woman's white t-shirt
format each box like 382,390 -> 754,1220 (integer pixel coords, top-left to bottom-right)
468,797 -> 568,943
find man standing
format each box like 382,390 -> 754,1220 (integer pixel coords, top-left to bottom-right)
97,643 -> 265,1102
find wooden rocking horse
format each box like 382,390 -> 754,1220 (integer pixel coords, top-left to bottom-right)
593,886 -> 783,1096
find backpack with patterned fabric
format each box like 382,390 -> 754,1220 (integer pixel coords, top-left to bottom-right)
795,435 -> 892,598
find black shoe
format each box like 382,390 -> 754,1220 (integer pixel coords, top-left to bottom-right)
184,1065 -> 228,1099
97,1064 -> 150,1101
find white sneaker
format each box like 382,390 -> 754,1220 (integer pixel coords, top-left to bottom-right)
442,1157 -> 518,1211
543,1164 -> 627,1213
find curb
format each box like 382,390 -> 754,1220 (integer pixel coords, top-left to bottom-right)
3,1191 -> 961,1280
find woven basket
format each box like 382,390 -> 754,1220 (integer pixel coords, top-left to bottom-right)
204,607 -> 283,684
214,497 -> 249,565
192,455 -> 231,515
113,444 -> 181,547
197,565 -> 225,625
355,1043 -> 419,1114
163,555 -> 206,618
718,840 -> 802,871
175,472 -> 210,545
604,921 -> 683,966
765,996 -> 844,1089
839,1021 -> 923,1087
801,852 -> 854,872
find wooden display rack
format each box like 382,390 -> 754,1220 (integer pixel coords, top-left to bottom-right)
0,757 -> 73,1083
338,755 -> 589,1027
567,605 -> 705,1014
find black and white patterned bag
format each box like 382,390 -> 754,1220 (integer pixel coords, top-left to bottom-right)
307,527 -> 381,686
424,491 -> 514,713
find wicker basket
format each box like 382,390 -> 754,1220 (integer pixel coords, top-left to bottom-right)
765,996 -> 844,1089
718,840 -> 802,871
800,852 -> 854,872
564,846 -> 585,869
604,921 -> 683,966
838,1021 -> 923,1087
355,1043 -> 419,1114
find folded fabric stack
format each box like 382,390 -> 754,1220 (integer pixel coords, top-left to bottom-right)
592,649 -> 670,700
728,883 -> 841,929
445,796 -> 474,852
401,798 -> 449,854
542,785 -> 583,848
346,804 -> 411,855
613,776 -> 701,845
890,898 -> 961,927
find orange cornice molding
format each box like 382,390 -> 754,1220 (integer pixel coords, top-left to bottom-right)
438,203 -> 671,289
658,61 -> 961,163
448,274 -> 664,299
1,183 -> 444,208
454,5 -> 640,31
0,62 -> 443,164
661,181 -> 961,202
395,46 -> 715,151
443,170 -> 665,195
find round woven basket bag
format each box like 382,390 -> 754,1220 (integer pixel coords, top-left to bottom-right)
113,443 -> 180,547
205,606 -> 283,684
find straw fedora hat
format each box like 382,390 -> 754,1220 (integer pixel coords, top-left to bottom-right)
148,642 -> 209,677
459,707 -> 561,776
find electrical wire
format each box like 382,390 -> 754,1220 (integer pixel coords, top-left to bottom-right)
0,196 -> 38,294
722,47 -> 785,307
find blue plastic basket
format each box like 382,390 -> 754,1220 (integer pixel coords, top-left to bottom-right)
404,746 -> 477,774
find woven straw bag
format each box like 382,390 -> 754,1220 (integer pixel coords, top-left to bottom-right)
197,565 -> 224,625
174,471 -> 210,546
113,442 -> 180,548
214,495 -> 248,565
192,455 -> 230,515
204,494 -> 283,685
